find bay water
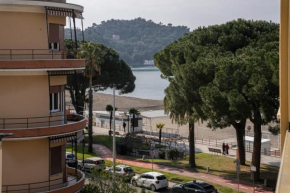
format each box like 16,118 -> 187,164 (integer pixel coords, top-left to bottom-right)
99,66 -> 169,100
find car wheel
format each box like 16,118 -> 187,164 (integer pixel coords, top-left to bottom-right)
132,180 -> 138,187
78,165 -> 82,170
150,184 -> 156,191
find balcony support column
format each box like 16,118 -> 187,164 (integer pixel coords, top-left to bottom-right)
72,10 -> 78,50
74,135 -> 77,175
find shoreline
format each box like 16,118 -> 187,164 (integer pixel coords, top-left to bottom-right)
92,93 -> 164,111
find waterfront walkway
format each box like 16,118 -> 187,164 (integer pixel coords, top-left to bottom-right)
93,144 -> 274,193
93,126 -> 281,167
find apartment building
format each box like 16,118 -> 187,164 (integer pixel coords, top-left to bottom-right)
0,0 -> 86,192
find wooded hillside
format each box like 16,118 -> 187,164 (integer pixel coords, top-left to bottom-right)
65,18 -> 189,66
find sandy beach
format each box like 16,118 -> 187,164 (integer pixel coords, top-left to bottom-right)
66,92 -> 279,148
66,92 -> 164,112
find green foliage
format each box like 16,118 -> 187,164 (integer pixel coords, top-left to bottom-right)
156,123 -> 165,129
268,125 -> 280,136
128,108 -> 140,116
158,150 -> 166,159
66,41 -> 136,113
82,171 -> 136,193
65,18 -> 189,65
166,149 -> 182,160
154,19 -> 279,178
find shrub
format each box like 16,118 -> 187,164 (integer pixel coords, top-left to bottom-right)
117,143 -> 127,155
158,150 -> 165,159
82,171 -> 136,193
166,149 -> 180,160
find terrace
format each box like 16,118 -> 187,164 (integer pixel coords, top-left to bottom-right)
0,114 -> 86,139
2,167 -> 85,193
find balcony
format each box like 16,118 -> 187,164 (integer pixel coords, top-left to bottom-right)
2,167 -> 85,193
0,114 -> 86,138
0,49 -> 85,70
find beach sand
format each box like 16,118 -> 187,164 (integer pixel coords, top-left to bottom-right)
66,92 -> 164,112
66,92 -> 279,148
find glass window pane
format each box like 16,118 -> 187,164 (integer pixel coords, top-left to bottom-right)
50,94 -> 52,110
54,93 -> 58,110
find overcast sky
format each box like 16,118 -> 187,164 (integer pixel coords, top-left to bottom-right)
67,0 -> 280,31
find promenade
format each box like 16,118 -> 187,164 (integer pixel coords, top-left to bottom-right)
93,126 -> 281,167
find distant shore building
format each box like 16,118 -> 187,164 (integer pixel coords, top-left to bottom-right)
112,34 -> 120,40
94,111 -> 143,133
144,60 -> 155,65
0,0 -> 86,192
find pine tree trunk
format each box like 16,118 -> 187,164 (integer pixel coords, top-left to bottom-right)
251,112 -> 262,181
233,120 -> 246,165
109,111 -> 112,136
88,74 -> 93,153
159,129 -> 162,144
251,123 -> 261,180
132,114 -> 135,133
189,122 -> 196,168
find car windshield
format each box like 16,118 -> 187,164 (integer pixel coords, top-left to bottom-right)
204,185 -> 215,192
156,175 -> 167,180
67,154 -> 75,158
124,167 -> 134,172
97,160 -> 105,164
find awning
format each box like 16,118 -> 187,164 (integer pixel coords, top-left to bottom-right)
46,7 -> 84,19
50,131 -> 84,143
50,133 -> 76,143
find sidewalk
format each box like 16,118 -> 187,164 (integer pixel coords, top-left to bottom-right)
93,144 -> 274,193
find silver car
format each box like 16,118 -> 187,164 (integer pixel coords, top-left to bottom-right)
107,165 -> 135,180
78,157 -> 106,172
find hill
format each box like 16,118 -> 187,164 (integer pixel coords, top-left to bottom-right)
65,18 -> 189,66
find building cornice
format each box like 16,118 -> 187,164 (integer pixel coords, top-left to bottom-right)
0,0 -> 83,13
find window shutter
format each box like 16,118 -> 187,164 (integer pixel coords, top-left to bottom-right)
49,23 -> 60,43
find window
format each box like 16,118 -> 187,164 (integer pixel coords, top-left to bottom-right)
124,167 -> 133,173
49,85 -> 64,113
50,93 -> 60,112
156,175 -> 166,180
50,146 -> 62,175
147,175 -> 154,180
140,174 -> 147,179
49,42 -> 59,51
115,167 -> 122,172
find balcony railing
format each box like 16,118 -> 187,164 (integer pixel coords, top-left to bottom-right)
2,168 -> 85,193
0,49 -> 66,60
0,114 -> 83,130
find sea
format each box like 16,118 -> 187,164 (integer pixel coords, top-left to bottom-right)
99,66 -> 169,100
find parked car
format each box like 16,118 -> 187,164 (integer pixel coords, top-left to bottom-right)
172,180 -> 218,193
131,172 -> 168,191
78,157 -> 106,172
106,165 -> 135,180
66,152 -> 77,167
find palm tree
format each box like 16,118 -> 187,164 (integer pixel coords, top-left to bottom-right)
78,42 -> 103,153
106,104 -> 118,136
156,123 -> 165,144
128,108 -> 140,133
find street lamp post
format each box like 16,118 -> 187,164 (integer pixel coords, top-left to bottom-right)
113,85 -> 116,179
0,133 -> 13,193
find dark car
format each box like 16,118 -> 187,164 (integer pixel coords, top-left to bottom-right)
172,180 -> 218,193
66,152 -> 78,167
